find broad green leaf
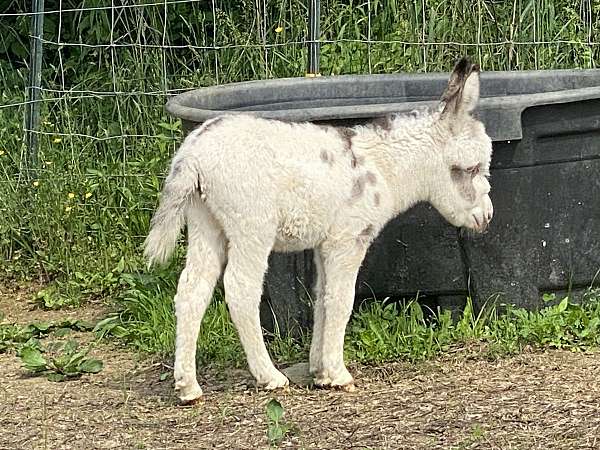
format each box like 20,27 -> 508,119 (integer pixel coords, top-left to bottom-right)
267,425 -> 284,443
159,372 -> 170,381
62,340 -> 79,354
20,347 -> 47,373
78,358 -> 104,374
557,297 -> 569,313
92,316 -> 118,334
72,320 -> 94,331
64,351 -> 88,370
47,373 -> 66,382
54,328 -> 72,337
266,399 -> 284,422
27,321 -> 52,334
46,341 -> 65,353
19,337 -> 43,353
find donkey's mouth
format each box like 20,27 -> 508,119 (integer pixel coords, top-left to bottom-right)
466,212 -> 491,234
472,214 -> 488,233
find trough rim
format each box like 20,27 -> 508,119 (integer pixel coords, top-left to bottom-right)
166,69 -> 600,141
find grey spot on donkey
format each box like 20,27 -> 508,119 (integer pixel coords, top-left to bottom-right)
350,177 -> 366,200
337,128 -> 364,168
373,192 -> 381,206
370,115 -> 393,132
357,224 -> 375,245
320,149 -> 334,165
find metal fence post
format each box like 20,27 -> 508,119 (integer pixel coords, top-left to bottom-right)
307,0 -> 320,76
24,0 -> 45,175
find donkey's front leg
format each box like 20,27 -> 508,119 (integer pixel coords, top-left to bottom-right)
309,248 -> 326,376
313,243 -> 366,390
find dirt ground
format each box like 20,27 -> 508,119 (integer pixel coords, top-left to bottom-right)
2,286 -> 600,450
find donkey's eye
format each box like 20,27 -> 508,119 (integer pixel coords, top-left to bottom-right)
465,164 -> 480,176
451,164 -> 480,177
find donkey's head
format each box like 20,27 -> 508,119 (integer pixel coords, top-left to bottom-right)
427,57 -> 493,233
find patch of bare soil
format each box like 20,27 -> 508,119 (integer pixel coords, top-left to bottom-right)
0,283 -> 108,324
2,295 -> 600,449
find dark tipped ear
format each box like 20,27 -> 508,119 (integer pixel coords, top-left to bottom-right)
440,57 -> 481,118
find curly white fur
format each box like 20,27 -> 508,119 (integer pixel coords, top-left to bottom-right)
144,58 -> 494,402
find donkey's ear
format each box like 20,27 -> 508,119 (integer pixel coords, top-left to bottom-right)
460,68 -> 480,114
440,57 -> 480,118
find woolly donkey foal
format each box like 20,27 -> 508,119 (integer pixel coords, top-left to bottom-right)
145,58 -> 494,403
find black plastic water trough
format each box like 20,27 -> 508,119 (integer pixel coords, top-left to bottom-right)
166,70 -> 600,334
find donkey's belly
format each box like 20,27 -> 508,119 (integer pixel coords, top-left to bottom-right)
273,212 -> 325,253
271,238 -> 313,253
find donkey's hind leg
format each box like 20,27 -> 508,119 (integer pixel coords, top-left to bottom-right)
174,202 -> 226,403
222,230 -> 289,389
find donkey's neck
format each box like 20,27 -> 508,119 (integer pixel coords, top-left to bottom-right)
357,112 -> 444,216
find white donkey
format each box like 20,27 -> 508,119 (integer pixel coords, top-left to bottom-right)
145,57 -> 493,403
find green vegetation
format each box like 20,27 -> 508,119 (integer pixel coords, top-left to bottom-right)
265,399 -> 295,447
91,273 -> 600,365
19,339 -> 103,382
347,290 -> 600,363
0,317 -> 102,381
0,318 -> 94,353
93,271 -> 309,365
4,282 -> 599,379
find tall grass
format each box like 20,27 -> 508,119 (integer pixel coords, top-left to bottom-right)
94,271 -> 309,365
0,0 -> 599,302
347,289 -> 600,362
95,274 -> 600,365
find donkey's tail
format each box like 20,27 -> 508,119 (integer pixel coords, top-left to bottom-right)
143,153 -> 201,267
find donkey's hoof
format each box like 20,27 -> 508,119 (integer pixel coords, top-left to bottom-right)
176,382 -> 204,405
333,382 -> 356,393
315,380 -> 356,392
262,371 -> 290,390
179,394 -> 204,406
314,376 -> 332,388
315,368 -> 354,390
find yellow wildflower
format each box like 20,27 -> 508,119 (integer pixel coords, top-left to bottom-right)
65,206 -> 72,212
85,192 -> 92,199
275,26 -> 283,33
68,192 -> 75,199
53,137 -> 62,144
33,181 -> 39,187
0,150 -> 5,156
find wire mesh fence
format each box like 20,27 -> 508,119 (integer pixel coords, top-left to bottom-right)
0,0 -> 599,280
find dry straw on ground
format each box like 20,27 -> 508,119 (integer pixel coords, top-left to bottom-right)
2,289 -> 600,449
